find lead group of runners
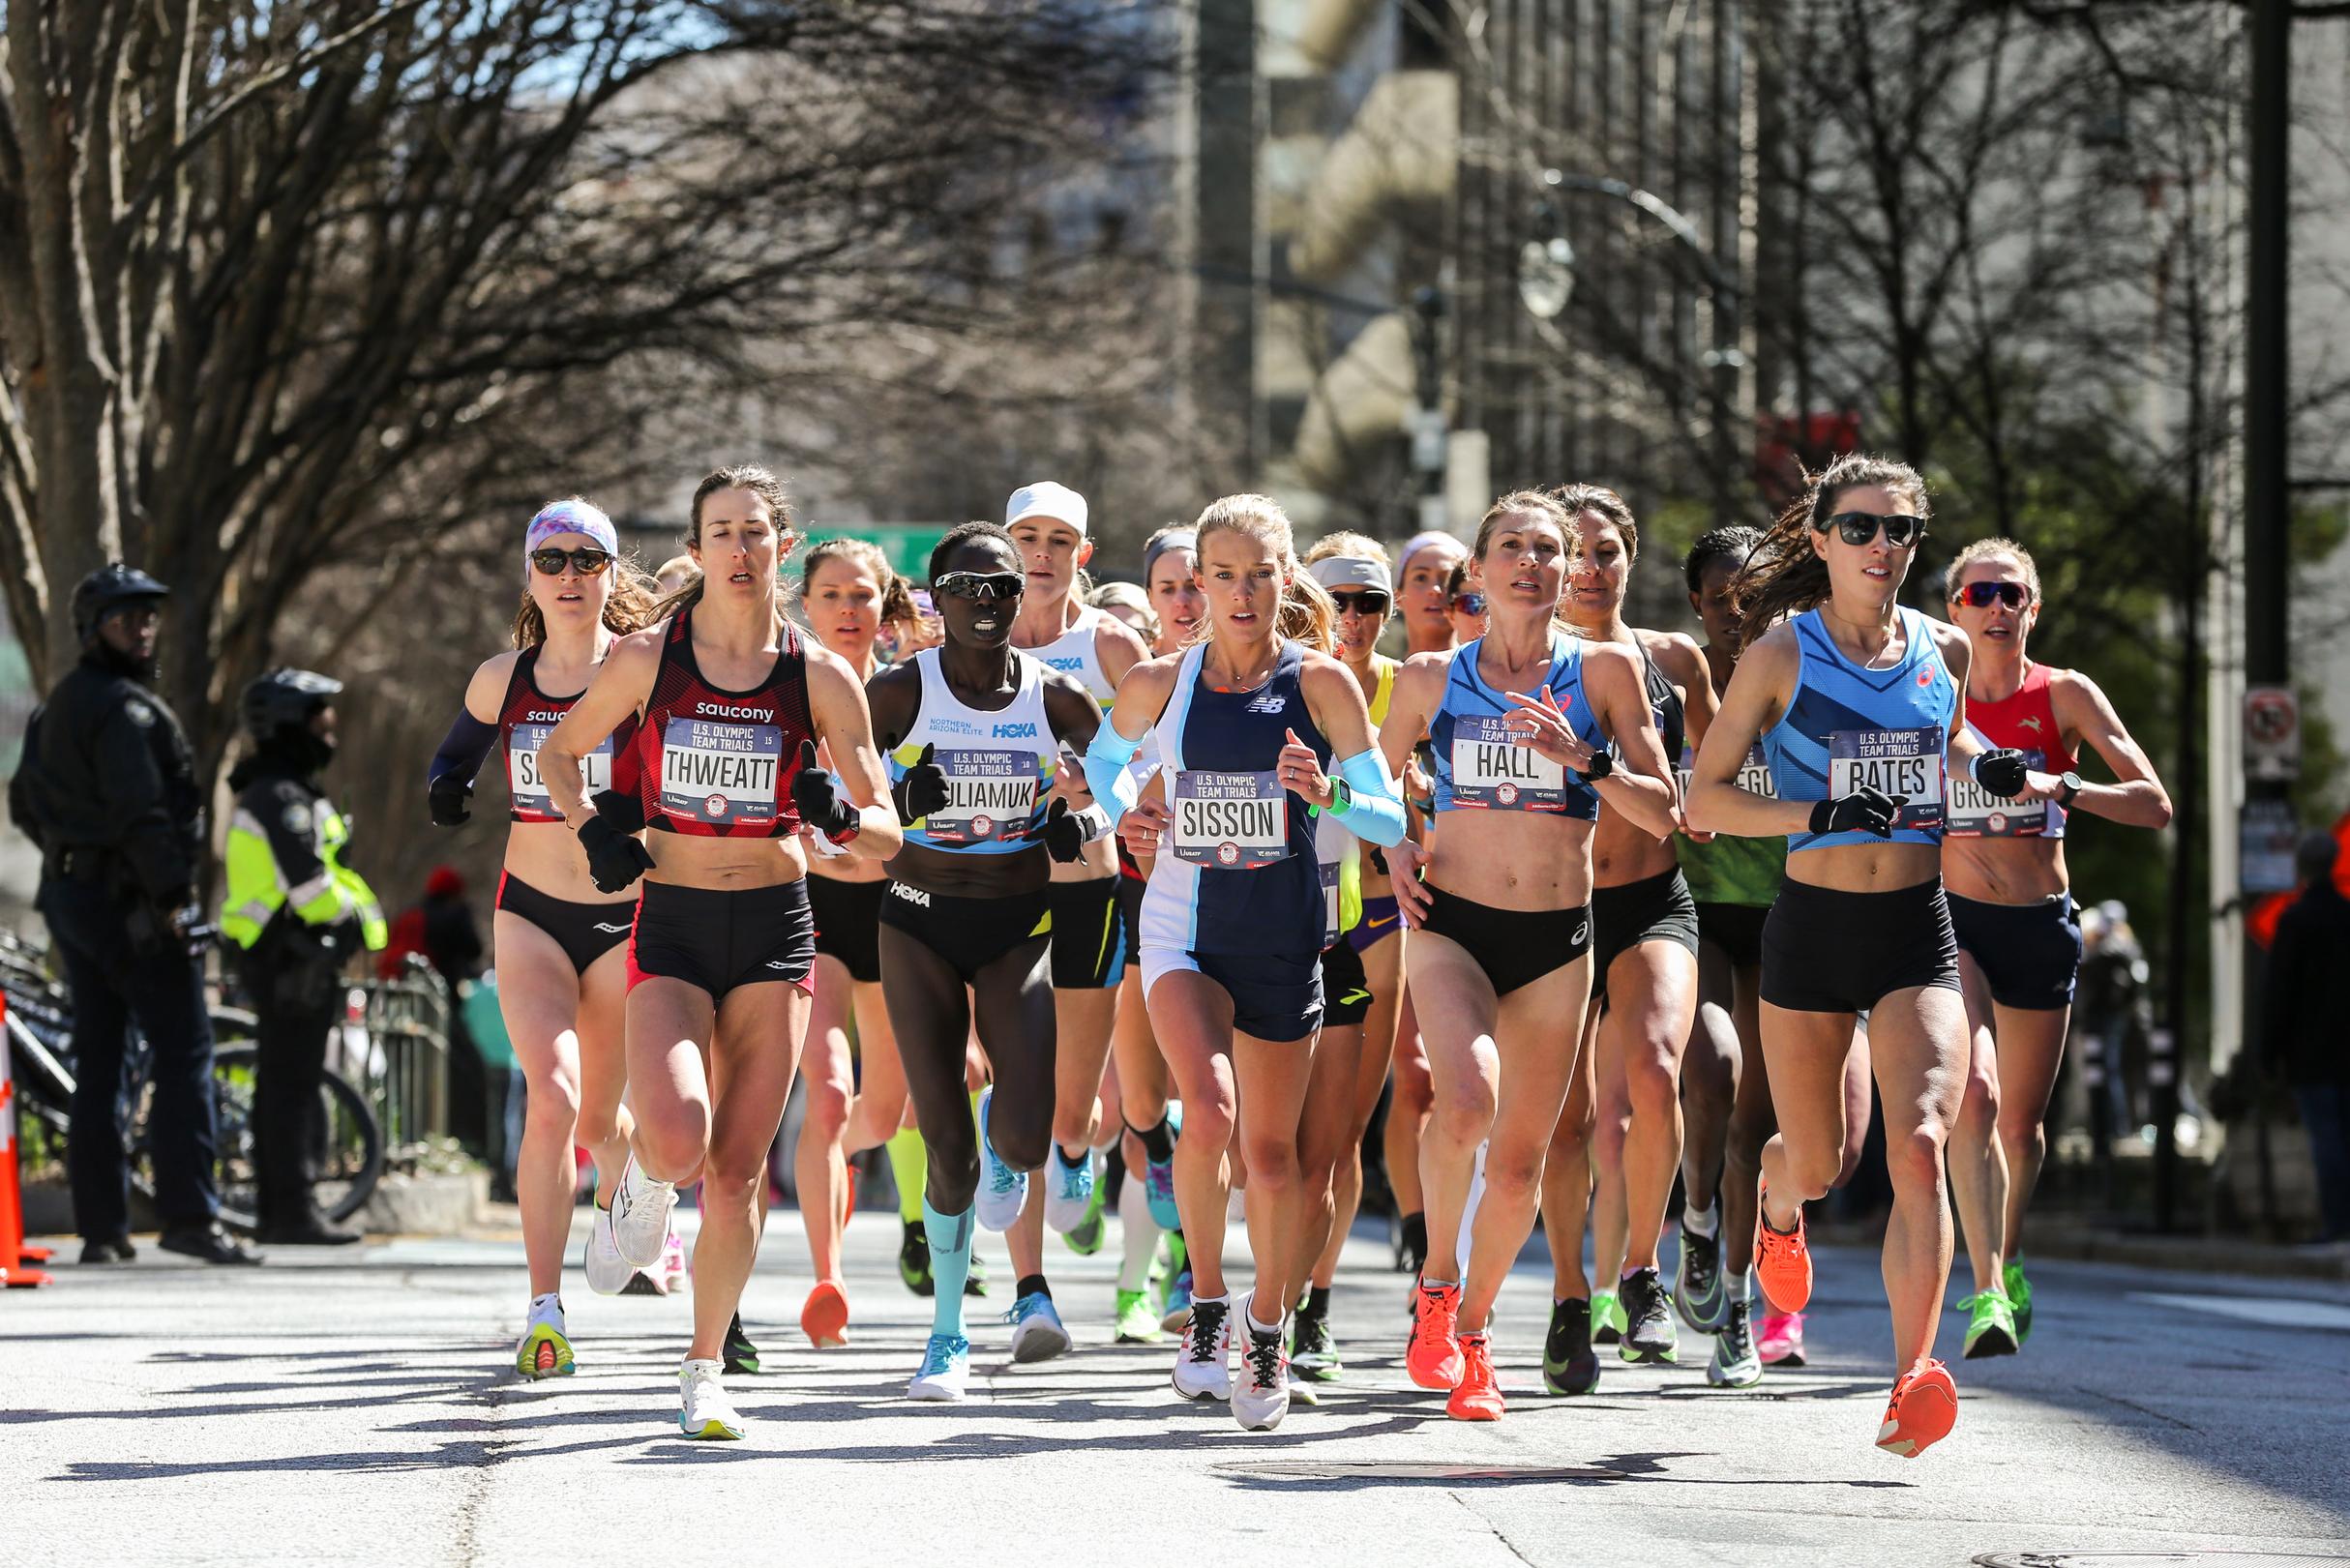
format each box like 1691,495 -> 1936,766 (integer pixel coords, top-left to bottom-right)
425,453 -> 2169,1457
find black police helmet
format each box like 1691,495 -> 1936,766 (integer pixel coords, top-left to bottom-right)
241,667 -> 344,740
71,563 -> 170,645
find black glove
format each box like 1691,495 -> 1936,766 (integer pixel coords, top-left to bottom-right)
428,774 -> 472,827
788,739 -> 861,843
1971,747 -> 2029,800
1041,797 -> 1086,863
592,788 -> 646,835
891,742 -> 949,822
1575,748 -> 1615,783
576,814 -> 655,894
1808,786 -> 1903,839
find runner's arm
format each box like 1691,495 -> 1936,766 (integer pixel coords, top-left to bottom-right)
2052,668 -> 2173,829
543,630 -> 659,830
1081,657 -> 1175,816
1582,642 -> 1678,840
1686,627 -> 1811,838
1300,654 -> 1406,847
805,644 -> 904,860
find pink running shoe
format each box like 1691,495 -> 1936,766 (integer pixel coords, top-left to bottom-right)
661,1231 -> 690,1293
1757,1310 -> 1806,1367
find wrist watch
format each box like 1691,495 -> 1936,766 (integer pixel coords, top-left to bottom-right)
2055,771 -> 2083,808
1326,777 -> 1353,815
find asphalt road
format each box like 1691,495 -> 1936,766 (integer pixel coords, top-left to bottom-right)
5,1212 -> 2346,1568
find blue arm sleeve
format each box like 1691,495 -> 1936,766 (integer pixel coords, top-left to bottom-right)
1082,725 -> 1145,819
429,710 -> 498,789
1333,748 -> 1407,847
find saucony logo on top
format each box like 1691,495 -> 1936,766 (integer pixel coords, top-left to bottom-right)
695,701 -> 774,721
523,709 -> 569,724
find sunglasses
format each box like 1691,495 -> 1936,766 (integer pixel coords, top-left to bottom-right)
933,570 -> 1025,603
1951,580 -> 2030,609
1817,511 -> 1926,549
1451,591 -> 1488,617
530,547 -> 612,576
1328,589 -> 1391,616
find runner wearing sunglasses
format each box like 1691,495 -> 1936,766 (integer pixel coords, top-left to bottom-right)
428,499 -> 663,1376
1085,494 -> 1405,1432
1538,487 -> 1717,1391
539,465 -> 904,1439
1689,455 -> 2060,1458
1941,539 -> 2171,1358
1379,490 -> 1675,1423
1445,563 -> 1491,644
999,482 -> 1150,1359
867,523 -> 1112,1399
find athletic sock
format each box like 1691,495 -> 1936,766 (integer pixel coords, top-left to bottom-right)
1723,1268 -> 1750,1305
887,1128 -> 927,1224
923,1198 -> 974,1337
1682,1199 -> 1720,1239
1420,1276 -> 1457,1292
1017,1273 -> 1051,1301
1116,1173 -> 1158,1292
1248,1304 -> 1284,1339
1129,1114 -> 1175,1164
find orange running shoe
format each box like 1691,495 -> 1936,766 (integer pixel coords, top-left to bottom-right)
800,1279 -> 851,1348
1753,1183 -> 1812,1314
1875,1359 -> 1958,1458
1406,1280 -> 1466,1390
1446,1332 -> 1504,1421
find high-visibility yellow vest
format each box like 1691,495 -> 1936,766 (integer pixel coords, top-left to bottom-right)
223,794 -> 387,952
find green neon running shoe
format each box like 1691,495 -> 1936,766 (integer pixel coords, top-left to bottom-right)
1959,1289 -> 2018,1359
2004,1258 -> 2035,1346
899,1220 -> 935,1297
1115,1287 -> 1163,1344
1590,1289 -> 1626,1346
1064,1169 -> 1108,1257
1290,1311 -> 1342,1381
723,1313 -> 761,1376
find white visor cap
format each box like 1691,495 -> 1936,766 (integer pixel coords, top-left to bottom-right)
1005,481 -> 1089,538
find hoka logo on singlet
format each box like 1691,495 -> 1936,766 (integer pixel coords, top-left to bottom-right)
1044,656 -> 1085,670
993,722 -> 1039,739
696,701 -> 774,722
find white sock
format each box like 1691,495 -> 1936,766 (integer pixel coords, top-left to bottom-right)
1724,1269 -> 1750,1303
1248,1306 -> 1284,1338
1682,1199 -> 1720,1239
1116,1174 -> 1159,1292
527,1291 -> 562,1324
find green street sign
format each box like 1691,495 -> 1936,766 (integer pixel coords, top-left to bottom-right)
806,522 -> 952,581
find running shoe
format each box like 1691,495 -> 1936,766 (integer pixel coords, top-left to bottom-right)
1589,1289 -> 1626,1346
1044,1145 -> 1096,1235
907,1332 -> 971,1402
801,1280 -> 850,1348
1287,1369 -> 1321,1408
1875,1359 -> 1959,1458
1447,1331 -> 1503,1421
1063,1159 -> 1108,1256
899,1220 -> 935,1297
965,1250 -> 991,1298
1138,1106 -> 1183,1229
583,1205 -> 634,1296
1619,1266 -> 1680,1364
1959,1288 -> 2018,1359
2005,1258 -> 2035,1346
1753,1184 -> 1813,1314
1007,1291 -> 1072,1363
658,1231 -> 688,1294
1757,1310 -> 1806,1367
723,1313 -> 760,1376
1114,1287 -> 1163,1344
1543,1298 -> 1599,1395
1290,1312 -> 1342,1382
1676,1219 -> 1727,1335
515,1299 -> 574,1379
1394,1211 -> 1428,1277
1160,1257 -> 1195,1334
1406,1280 -> 1466,1391
620,1267 -> 668,1298
1233,1306 -> 1291,1432
1172,1294 -> 1233,1400
1708,1297 -> 1764,1389
974,1089 -> 1027,1232
678,1358 -> 744,1439
609,1154 -> 676,1270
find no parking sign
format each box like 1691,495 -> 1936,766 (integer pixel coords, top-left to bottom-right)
2244,686 -> 2300,782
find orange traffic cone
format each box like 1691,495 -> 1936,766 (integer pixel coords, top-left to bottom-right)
2,992 -> 56,1288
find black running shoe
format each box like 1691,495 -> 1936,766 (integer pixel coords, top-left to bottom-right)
964,1249 -> 991,1298
1543,1297 -> 1600,1395
1619,1266 -> 1680,1364
1396,1212 -> 1428,1277
724,1313 -> 760,1376
898,1220 -> 935,1297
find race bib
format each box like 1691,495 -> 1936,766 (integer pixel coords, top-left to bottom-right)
1947,749 -> 2055,838
660,716 -> 783,826
1827,727 -> 1944,833
922,749 -> 1041,843
1677,741 -> 1776,801
1449,715 -> 1567,810
1170,770 -> 1289,868
507,725 -> 610,818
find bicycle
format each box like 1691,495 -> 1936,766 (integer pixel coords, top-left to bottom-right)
1,926 -> 384,1234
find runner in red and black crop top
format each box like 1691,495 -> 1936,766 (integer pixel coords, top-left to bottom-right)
1939,540 -> 2171,1360
424,497 -> 664,1378
537,465 -> 905,1443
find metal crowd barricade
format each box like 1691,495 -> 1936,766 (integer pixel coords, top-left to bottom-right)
357,957 -> 453,1156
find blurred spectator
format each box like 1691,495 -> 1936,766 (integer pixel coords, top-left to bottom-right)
2259,831 -> 2350,1241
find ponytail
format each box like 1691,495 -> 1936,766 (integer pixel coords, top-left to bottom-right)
1733,454 -> 1928,652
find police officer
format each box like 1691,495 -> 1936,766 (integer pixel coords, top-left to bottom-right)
7,565 -> 256,1264
222,669 -> 387,1245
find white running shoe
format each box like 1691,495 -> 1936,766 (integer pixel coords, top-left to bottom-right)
908,1333 -> 972,1402
1171,1294 -> 1233,1400
1232,1297 -> 1292,1432
609,1154 -> 676,1270
582,1205 -> 633,1296
515,1294 -> 574,1379
678,1358 -> 744,1438
973,1089 -> 1027,1232
1042,1145 -> 1095,1234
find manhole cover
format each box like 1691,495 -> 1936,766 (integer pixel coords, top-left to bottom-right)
1975,1554 -> 2350,1566
1215,1462 -> 1630,1482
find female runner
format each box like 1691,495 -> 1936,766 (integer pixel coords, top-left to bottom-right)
866,521 -> 1111,1400
1084,494 -> 1405,1433
1383,489 -> 1674,1422
1537,488 -> 1715,1385
541,465 -> 904,1439
791,538 -> 923,1349
1941,539 -> 2170,1356
1688,455 -> 2055,1458
427,499 -> 660,1377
